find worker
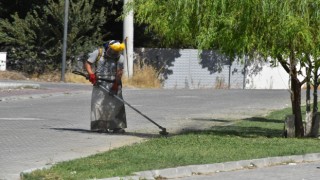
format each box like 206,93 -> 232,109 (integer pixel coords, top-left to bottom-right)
85,40 -> 127,133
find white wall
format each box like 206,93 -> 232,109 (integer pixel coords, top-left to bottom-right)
0,52 -> 7,71
245,60 -> 305,89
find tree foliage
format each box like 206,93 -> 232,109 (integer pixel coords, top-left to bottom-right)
0,0 -> 105,74
130,0 -> 320,56
129,0 -> 320,137
0,0 -> 47,21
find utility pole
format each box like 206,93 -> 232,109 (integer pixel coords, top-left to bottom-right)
61,0 -> 69,82
123,0 -> 134,78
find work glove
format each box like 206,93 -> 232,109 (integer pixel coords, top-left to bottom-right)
89,73 -> 97,85
110,80 -> 119,95
111,80 -> 118,91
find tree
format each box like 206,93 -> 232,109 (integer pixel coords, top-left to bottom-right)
304,54 -> 320,137
0,0 -> 47,21
0,0 -> 162,73
0,0 -> 105,74
128,0 -> 320,137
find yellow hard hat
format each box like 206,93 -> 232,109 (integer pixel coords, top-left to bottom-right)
109,41 -> 125,52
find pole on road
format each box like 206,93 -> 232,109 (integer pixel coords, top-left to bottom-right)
61,0 -> 69,82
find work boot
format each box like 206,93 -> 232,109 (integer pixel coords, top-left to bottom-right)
112,128 -> 125,134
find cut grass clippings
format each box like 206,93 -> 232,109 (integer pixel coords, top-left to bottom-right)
22,106 -> 320,180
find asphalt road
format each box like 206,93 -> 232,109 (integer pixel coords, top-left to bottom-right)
0,81 -> 305,179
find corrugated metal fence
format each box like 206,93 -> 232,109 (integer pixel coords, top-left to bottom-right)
134,48 -> 246,89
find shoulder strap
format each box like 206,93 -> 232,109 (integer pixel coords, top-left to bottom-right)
95,48 -> 103,66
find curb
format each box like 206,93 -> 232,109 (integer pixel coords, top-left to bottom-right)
0,81 -> 90,102
98,153 -> 320,180
0,82 -> 40,89
20,165 -> 53,178
0,90 -> 89,102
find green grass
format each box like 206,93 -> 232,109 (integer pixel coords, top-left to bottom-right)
22,107 -> 320,180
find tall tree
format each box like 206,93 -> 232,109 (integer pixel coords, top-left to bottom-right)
0,0 -> 47,21
0,0 -> 105,74
128,0 -> 320,137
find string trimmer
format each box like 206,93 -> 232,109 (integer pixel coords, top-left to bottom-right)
72,71 -> 169,136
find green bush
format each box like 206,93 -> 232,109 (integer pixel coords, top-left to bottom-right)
0,0 -> 105,74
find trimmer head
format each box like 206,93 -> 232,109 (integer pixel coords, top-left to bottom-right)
159,128 -> 169,136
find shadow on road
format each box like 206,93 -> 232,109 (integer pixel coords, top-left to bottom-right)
50,128 -> 165,138
191,118 -> 232,123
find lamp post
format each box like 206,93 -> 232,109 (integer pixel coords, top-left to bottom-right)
61,0 -> 69,82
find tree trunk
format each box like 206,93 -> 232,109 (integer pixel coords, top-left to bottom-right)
278,53 -> 304,137
311,113 -> 320,137
289,53 -> 304,137
311,68 -> 320,137
291,76 -> 304,137
305,67 -> 312,136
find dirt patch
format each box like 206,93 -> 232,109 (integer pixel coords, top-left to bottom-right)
0,70 -> 89,84
0,69 -> 161,88
0,71 -> 28,80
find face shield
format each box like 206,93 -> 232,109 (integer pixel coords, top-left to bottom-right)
105,41 -> 125,59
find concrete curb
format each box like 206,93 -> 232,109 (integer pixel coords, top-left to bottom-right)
20,165 -> 53,178
0,82 -> 40,89
0,81 -> 90,102
98,153 -> 320,180
0,90 -> 89,102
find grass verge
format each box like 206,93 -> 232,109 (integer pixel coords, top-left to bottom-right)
22,107 -> 320,180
